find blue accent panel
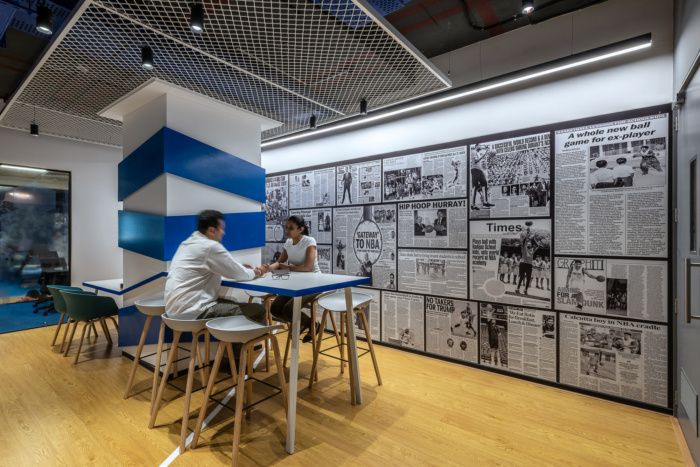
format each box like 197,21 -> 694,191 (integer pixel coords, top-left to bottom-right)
163,128 -> 266,203
118,211 -> 166,260
118,129 -> 165,200
118,305 -> 175,346
221,276 -> 371,297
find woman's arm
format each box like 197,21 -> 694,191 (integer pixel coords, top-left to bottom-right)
288,245 -> 317,272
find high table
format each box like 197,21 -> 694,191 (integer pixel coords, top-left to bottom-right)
222,272 -> 370,453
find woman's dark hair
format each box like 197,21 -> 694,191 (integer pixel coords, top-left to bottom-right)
197,210 -> 224,234
288,215 -> 309,235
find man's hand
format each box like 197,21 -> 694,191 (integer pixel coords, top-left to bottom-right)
253,267 -> 266,278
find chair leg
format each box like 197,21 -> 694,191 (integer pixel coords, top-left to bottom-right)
59,318 -> 72,353
124,315 -> 152,399
328,310 -> 342,348
51,313 -> 66,347
311,303 -> 318,382
107,316 -> 119,331
63,320 -> 78,357
339,312 -> 346,375
231,343 -> 249,466
180,347 -> 197,453
309,310 -> 329,389
192,343 -> 225,449
360,310 -> 382,386
150,331 -> 182,428
225,343 -> 238,382
245,343 -> 253,419
271,333 -> 288,414
263,296 -> 274,372
283,326 -> 291,369
345,312 -> 355,405
99,318 -> 112,346
89,321 -> 99,341
150,322 -> 166,408
193,331 -> 207,388
204,331 -> 211,380
73,321 -> 90,365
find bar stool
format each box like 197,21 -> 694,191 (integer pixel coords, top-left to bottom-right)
246,290 -> 276,370
123,296 -> 165,400
309,291 -> 382,399
149,314 -> 215,452
191,316 -> 288,464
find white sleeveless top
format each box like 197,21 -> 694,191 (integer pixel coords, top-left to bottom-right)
284,236 -> 321,273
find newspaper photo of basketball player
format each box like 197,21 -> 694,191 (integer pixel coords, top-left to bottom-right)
425,297 -> 478,363
382,291 -> 425,350
471,219 -> 551,307
470,133 -> 551,218
480,303 -> 508,368
265,174 -> 288,242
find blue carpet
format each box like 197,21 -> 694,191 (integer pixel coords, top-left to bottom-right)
0,301 -> 61,334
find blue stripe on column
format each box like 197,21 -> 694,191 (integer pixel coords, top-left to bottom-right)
118,127 -> 266,202
119,210 -> 266,261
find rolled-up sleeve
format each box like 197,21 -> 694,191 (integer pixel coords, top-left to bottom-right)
206,243 -> 255,280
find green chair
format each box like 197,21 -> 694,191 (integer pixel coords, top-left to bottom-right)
46,285 -> 99,352
60,290 -> 119,365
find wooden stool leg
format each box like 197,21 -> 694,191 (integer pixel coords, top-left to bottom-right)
231,343 -> 249,466
264,296 -> 274,371
328,311 -> 342,348
193,332 -> 207,388
225,343 -> 238,383
59,318 -> 73,353
99,318 -> 112,346
204,331 -> 210,380
51,313 -> 66,346
339,312 -> 346,375
73,321 -> 90,365
345,312 -> 355,405
63,320 -> 78,357
245,342 -> 254,419
172,344 -> 180,379
360,310 -> 382,385
124,315 -> 153,399
309,310 -> 329,389
180,346 -> 198,453
150,322 -> 166,408
283,326 -> 291,369
270,333 -> 288,414
150,331 -> 182,428
192,343 -> 225,449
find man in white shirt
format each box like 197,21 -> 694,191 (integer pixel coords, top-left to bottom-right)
611,157 -> 635,187
165,210 -> 268,321
590,159 -> 615,189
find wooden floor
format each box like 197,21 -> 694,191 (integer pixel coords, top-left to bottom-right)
0,324 -> 688,466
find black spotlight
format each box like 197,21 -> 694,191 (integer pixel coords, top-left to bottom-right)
36,4 -> 53,35
522,0 -> 535,15
141,46 -> 154,70
309,114 -> 317,129
190,3 -> 205,33
360,98 -> 368,115
30,122 -> 39,137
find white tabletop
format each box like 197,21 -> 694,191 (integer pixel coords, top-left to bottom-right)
222,272 -> 370,297
83,278 -> 124,294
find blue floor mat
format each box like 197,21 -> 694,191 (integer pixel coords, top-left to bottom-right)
0,301 -> 60,334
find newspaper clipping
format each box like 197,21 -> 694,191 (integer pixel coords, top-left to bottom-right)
479,303 -> 557,381
560,313 -> 668,406
398,249 -> 469,299
470,219 -> 552,307
425,297 -> 478,363
383,146 -> 468,201
554,257 -> 667,322
289,208 -> 332,244
336,160 -> 382,205
265,175 -> 288,242
263,243 -> 284,265
554,113 -> 669,257
317,244 -> 332,273
469,133 -> 551,218
398,199 -> 468,249
333,204 -> 397,289
289,167 -> 336,209
381,291 -> 425,350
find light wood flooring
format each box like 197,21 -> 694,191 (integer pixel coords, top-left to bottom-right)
0,324 -> 688,466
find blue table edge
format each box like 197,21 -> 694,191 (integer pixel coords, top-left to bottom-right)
222,276 -> 371,297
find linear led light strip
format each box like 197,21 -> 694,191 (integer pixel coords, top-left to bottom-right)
0,164 -> 48,173
261,34 -> 652,149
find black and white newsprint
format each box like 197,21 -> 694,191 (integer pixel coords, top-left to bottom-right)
425,297 -> 478,363
554,257 -> 667,322
263,242 -> 284,265
555,113 -> 669,257
383,146 -> 468,201
265,174 -> 288,242
289,167 -> 336,209
398,249 -> 469,298
469,133 -> 551,218
333,204 -> 397,289
470,219 -> 552,307
289,208 -> 332,244
316,244 -> 332,273
479,303 -> 557,381
398,199 -> 468,249
560,313 -> 668,406
336,160 -> 382,205
381,291 -> 425,350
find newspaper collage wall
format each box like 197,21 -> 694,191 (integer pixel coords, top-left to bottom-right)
264,107 -> 671,410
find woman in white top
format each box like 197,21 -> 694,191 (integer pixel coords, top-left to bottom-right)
265,215 -> 321,342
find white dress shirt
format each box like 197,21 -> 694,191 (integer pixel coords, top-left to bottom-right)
165,231 -> 254,319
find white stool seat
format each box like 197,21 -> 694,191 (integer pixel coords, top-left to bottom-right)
207,316 -> 284,343
245,290 -> 273,298
318,291 -> 373,312
135,296 -> 165,316
161,313 -> 209,333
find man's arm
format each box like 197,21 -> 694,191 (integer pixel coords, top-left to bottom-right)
207,242 -> 257,280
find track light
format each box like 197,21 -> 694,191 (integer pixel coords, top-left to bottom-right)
309,114 -> 317,129
360,98 -> 368,115
141,46 -> 154,70
1,164 -> 47,173
30,122 -> 39,136
522,0 -> 535,15
36,4 -> 53,35
190,3 -> 204,33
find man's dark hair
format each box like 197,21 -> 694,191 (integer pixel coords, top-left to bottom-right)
197,210 -> 224,234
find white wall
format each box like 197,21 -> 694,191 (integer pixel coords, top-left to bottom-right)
0,127 -> 122,286
262,0 -> 673,172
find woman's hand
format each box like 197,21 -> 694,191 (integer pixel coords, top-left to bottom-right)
277,262 -> 290,270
